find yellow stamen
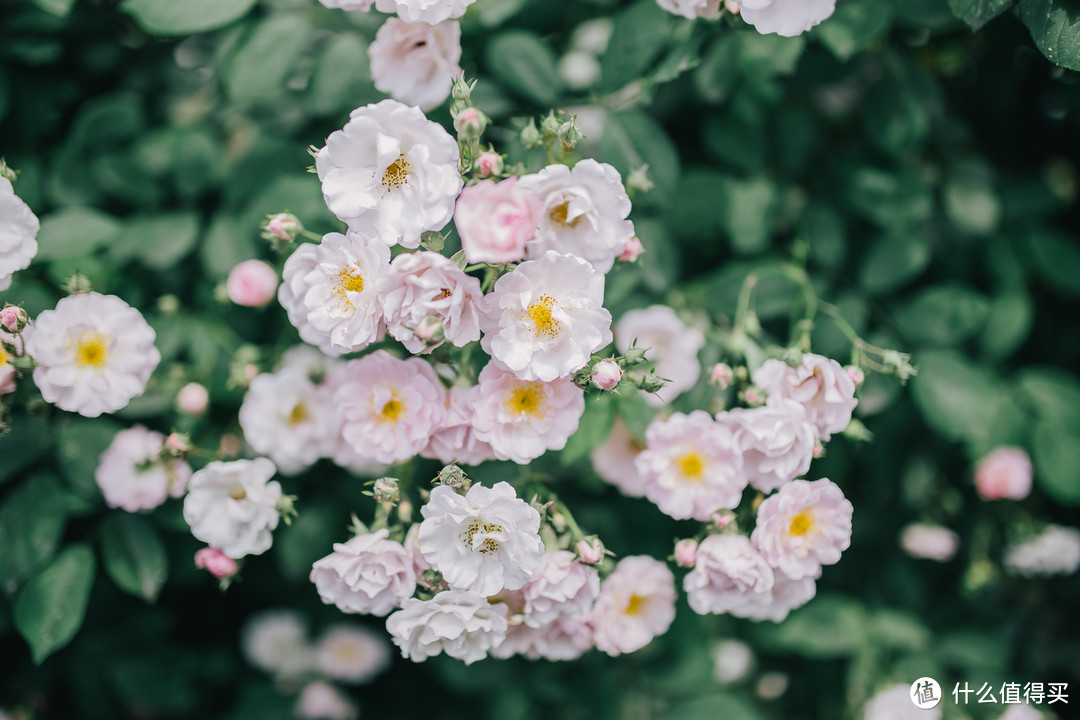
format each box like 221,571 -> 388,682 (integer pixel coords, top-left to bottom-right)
380,397 -> 403,421
381,154 -> 411,190
505,383 -> 545,418
789,509 -> 815,537
72,330 -> 108,368
521,294 -> 562,338
625,594 -> 646,616
0,346 -> 8,366
548,200 -> 582,228
676,451 -> 706,483
229,488 -> 247,501
288,403 -> 309,425
333,266 -> 365,313
460,521 -> 505,555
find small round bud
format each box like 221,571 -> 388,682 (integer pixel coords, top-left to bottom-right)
415,316 -> 445,345
373,477 -> 401,504
557,117 -> 586,151
709,363 -> 735,390
520,119 -> 542,148
845,365 -> 865,387
263,213 -> 302,242
591,359 -> 622,391
812,441 -> 825,459
640,372 -> 666,394
576,537 -> 605,564
0,306 -> 28,333
743,386 -> 766,407
227,260 -> 278,307
674,539 -> 698,568
194,547 -> 238,579
454,107 -> 487,138
619,236 -> 644,263
725,0 -> 741,14
176,382 -> 209,416
474,151 -> 504,178
710,511 -> 735,530
165,432 -> 191,454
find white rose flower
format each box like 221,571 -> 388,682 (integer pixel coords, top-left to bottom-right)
182,459 -> 282,559
316,99 -> 463,248
386,589 -> 508,665
1004,525 -> 1080,578
95,426 -> 191,512
730,573 -> 816,623
751,478 -> 853,580
720,399 -> 816,493
418,482 -> 544,596
752,354 -> 857,441
369,19 -> 462,111
863,684 -> 941,720
310,529 -> 417,616
740,0 -> 836,37
590,416 -> 647,497
712,640 -> 755,684
522,550 -> 600,628
241,609 -> 312,679
517,160 -> 635,274
420,385 -> 497,466
684,534 -> 775,616
295,681 -> 358,720
480,250 -> 612,382
279,243 -> 342,356
900,523 -> 959,563
493,616 -> 594,661
589,555 -> 676,656
615,305 -> 705,407
380,250 -> 483,354
239,368 -> 339,475
0,177 -> 39,289
313,624 -> 392,684
656,0 -> 722,20
469,361 -> 586,464
319,0 -> 374,9
24,292 -> 160,418
374,0 -> 476,24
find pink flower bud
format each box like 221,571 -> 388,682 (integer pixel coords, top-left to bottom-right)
812,441 -> 825,458
576,537 -> 605,564
0,306 -> 27,333
725,0 -> 741,14
226,259 -> 278,307
415,316 -> 445,344
176,382 -> 209,416
744,387 -> 765,406
474,151 -> 504,178
619,236 -> 644,263
591,359 -> 622,391
710,363 -> 735,390
454,107 -> 486,137
165,433 -> 190,453
974,447 -> 1033,501
711,511 -> 735,529
266,213 -> 301,241
674,539 -> 698,568
194,547 -> 238,579
845,365 -> 865,387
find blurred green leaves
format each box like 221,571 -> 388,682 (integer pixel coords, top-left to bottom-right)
100,514 -> 169,603
122,0 -> 257,36
14,544 -> 96,664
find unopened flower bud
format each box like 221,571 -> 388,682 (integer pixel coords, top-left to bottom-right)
436,463 -> 470,490
540,111 -> 560,138
474,151 -> 504,178
743,386 -> 766,407
415,316 -> 445,345
711,511 -> 735,530
64,272 -> 93,295
194,547 -> 238,579
591,359 -> 622,391
227,259 -> 278,307
454,107 -> 487,138
219,434 -> 241,458
451,74 -> 474,103
725,0 -> 741,14
0,160 -> 16,185
812,441 -> 825,459
845,365 -> 865,387
557,116 -> 586,151
164,432 -> 192,457
674,539 -> 698,568
627,164 -> 654,194
640,372 -> 666,394
176,382 -> 209,416
373,476 -> 401,504
263,212 -> 302,242
576,537 -> 605,564
619,237 -> 644,263
0,306 -> 28,333
710,363 -> 735,389
520,119 -> 541,148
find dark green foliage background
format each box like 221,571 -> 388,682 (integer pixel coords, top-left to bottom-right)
1,0 -> 1079,718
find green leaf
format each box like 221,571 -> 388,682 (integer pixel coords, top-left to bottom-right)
307,34 -> 377,117
110,213 -> 201,270
1014,366 -> 1080,434
911,350 -> 1006,446
662,693 -> 765,720
57,417 -> 125,499
0,475 -> 69,596
227,15 -> 314,105
100,514 -> 169,603
846,166 -> 933,229
14,544 -> 96,664
858,232 -> 931,294
122,0 -> 256,36
1026,230 -> 1080,298
944,164 -> 1001,235
275,503 -> 343,583
0,416 -> 54,486
562,394 -> 616,466
869,609 -> 931,651
31,0 -> 77,18
199,215 -> 257,279
595,110 -> 681,196
35,207 -> 122,260
1032,422 -> 1080,505
615,390 -> 655,445
719,177 -> 778,255
755,594 -> 868,659
602,0 -> 674,91
979,290 -> 1033,362
1020,0 -> 1080,71
948,0 -> 1015,30
816,0 -> 895,60
894,285 -> 990,346
485,31 -> 562,107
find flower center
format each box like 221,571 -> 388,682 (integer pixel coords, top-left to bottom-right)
380,396 -> 404,421
72,330 -> 108,368
288,403 -> 309,425
625,594 -> 646,616
435,287 -> 452,300
229,487 -> 247,501
460,520 -> 505,555
333,266 -> 365,313
381,154 -> 411,190
548,200 -> 583,228
676,451 -> 706,483
505,383 -> 545,419
789,509 -> 815,538
0,346 -> 8,366
522,294 -> 562,339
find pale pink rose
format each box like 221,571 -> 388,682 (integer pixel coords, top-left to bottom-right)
374,0 -> 476,24
683,534 -> 775,616
615,305 -> 705,407
636,411 -> 746,521
403,523 -> 434,585
319,0 -> 374,9
175,382 -> 209,416
0,306 -> 27,333
227,259 -> 278,307
576,537 -> 605,564
295,681 -> 357,720
732,573 -> 816,622
752,354 -> 857,440
900,523 -> 959,562
420,385 -> 497,466
751,478 -> 852,580
310,528 -> 417,616
96,426 -> 192,512
474,151 -> 504,178
469,361 -> 585,464
369,19 -> 462,111
591,359 -> 622,391
589,555 -> 676,656
522,550 -> 600,628
385,589 -> 508,665
194,547 -> 238,579
656,0 -> 723,20
493,615 -> 593,661
455,177 -> 542,264
674,539 -> 698,568
0,363 -> 14,395
719,399 -> 816,493
335,350 -> 447,464
974,447 -> 1033,501
740,0 -> 835,37
379,250 -> 483,354
590,416 -> 646,497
